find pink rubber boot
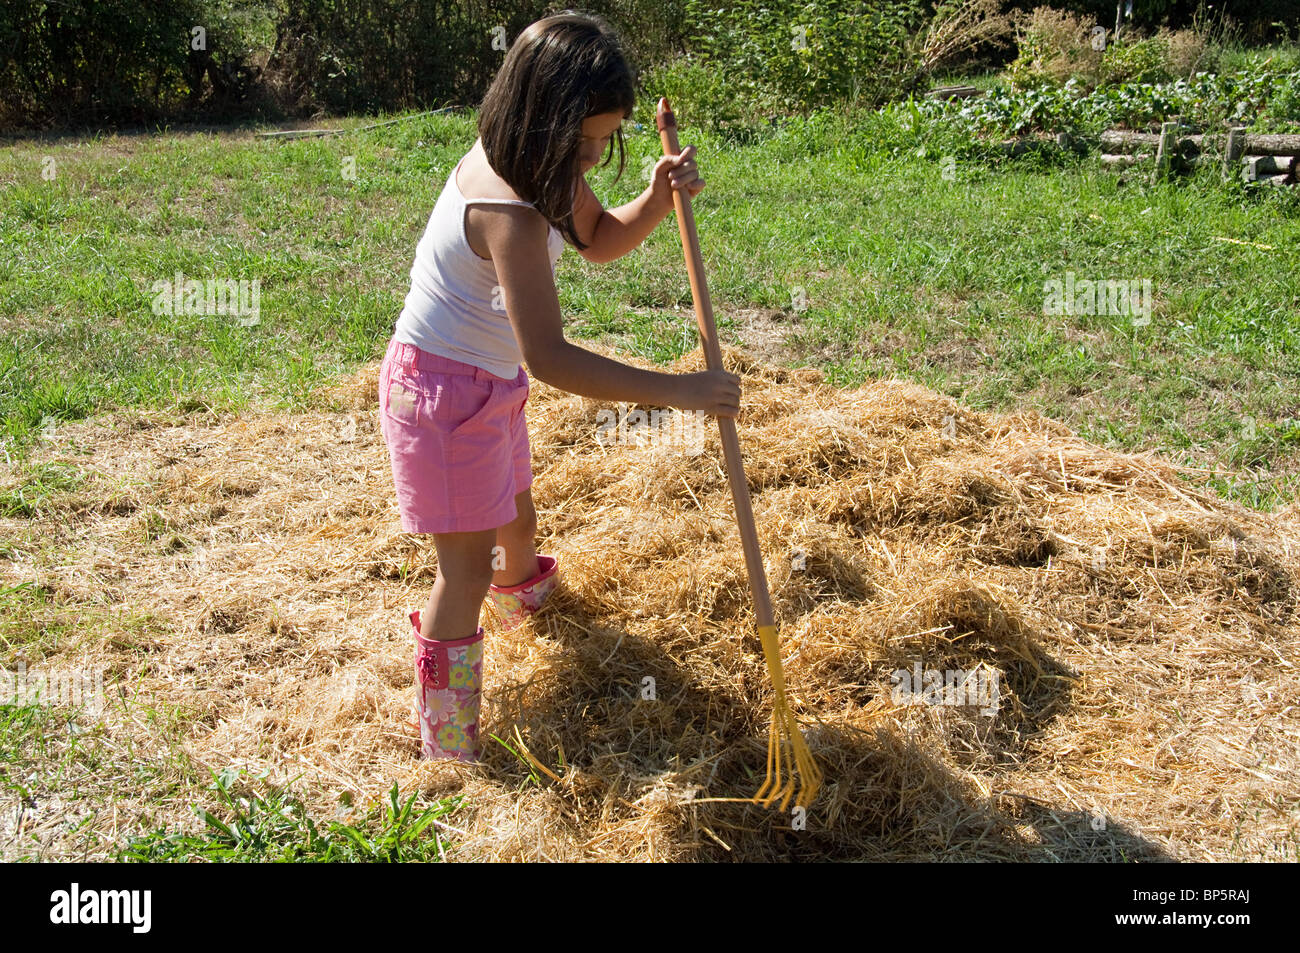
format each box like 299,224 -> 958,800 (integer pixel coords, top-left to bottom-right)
487,554 -> 559,630
410,610 -> 483,762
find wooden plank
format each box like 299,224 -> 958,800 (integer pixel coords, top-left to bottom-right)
1153,122 -> 1179,181
1242,154 -> 1296,179
1101,128 -> 1300,156
1224,126 -> 1245,178
927,85 -> 981,99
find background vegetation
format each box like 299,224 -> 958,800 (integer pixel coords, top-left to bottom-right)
3,1 -> 1298,131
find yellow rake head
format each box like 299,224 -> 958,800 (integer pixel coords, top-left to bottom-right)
753,624 -> 822,811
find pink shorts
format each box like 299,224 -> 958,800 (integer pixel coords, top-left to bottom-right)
378,337 -> 532,534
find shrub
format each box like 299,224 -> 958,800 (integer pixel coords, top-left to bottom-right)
1008,7 -> 1217,92
1166,26 -> 1211,78
1268,71 -> 1300,121
635,56 -> 769,143
1100,32 -> 1173,85
0,0 -> 206,128
681,0 -> 930,114
1006,6 -> 1101,89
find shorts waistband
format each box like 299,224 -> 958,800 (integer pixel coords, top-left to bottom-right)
387,338 -> 519,383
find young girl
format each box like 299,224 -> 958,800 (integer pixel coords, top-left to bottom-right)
378,11 -> 740,762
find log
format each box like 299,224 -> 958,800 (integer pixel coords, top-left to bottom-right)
996,136 -> 1065,157
1242,154 -> 1296,179
1239,133 -> 1300,157
1101,128 -> 1300,157
1100,152 -> 1151,167
1099,153 -> 1220,171
927,85 -> 981,100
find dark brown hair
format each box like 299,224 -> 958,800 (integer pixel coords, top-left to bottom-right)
477,10 -> 636,250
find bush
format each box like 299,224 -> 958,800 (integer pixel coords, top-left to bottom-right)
1100,32 -> 1173,85
635,56 -> 769,143
1006,6 -> 1100,89
681,0 -> 930,114
1166,26 -> 1211,77
0,0 -> 206,128
1268,71 -> 1300,121
0,1 -> 693,130
1008,7 -> 1213,92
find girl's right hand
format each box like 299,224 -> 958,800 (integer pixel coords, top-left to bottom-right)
677,369 -> 741,418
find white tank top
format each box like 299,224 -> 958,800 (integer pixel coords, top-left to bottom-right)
394,155 -> 565,379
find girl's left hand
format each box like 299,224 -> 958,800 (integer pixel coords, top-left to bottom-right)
650,145 -> 705,205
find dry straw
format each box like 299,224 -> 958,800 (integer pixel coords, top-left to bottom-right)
2,342 -> 1297,861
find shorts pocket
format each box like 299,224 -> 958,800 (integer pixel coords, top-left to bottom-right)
444,377 -> 496,437
383,377 -> 422,428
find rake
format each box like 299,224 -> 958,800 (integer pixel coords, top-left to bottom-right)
656,97 -> 822,810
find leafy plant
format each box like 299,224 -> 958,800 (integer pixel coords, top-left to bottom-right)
918,66 -> 1300,139
681,0 -> 930,114
1268,70 -> 1300,120
1101,34 -> 1175,85
116,767 -> 462,862
636,56 -> 767,143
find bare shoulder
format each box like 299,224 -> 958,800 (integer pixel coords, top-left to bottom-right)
460,140 -> 551,260
473,202 -> 550,264
457,139 -> 526,202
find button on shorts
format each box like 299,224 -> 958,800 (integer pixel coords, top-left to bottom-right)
378,337 -> 532,534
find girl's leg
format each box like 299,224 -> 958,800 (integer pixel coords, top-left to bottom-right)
492,488 -> 540,588
422,528 -> 498,640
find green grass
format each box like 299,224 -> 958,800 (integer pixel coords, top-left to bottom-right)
0,576 -> 171,667
1214,42 -> 1300,76
0,692 -> 196,861
1,102 -> 1297,511
0,460 -> 85,517
117,768 -> 462,862
1,685 -> 459,861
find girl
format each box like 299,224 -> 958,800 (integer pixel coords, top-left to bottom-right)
378,11 -> 740,762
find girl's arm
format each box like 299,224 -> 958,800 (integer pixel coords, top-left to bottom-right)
480,202 -> 739,417
571,146 -> 704,264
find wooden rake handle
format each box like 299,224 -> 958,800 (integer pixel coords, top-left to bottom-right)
656,97 -> 774,631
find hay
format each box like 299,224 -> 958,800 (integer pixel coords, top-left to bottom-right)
2,342 -> 1297,861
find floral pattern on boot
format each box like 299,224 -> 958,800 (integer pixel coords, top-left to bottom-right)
411,610 -> 483,762
488,554 -> 559,630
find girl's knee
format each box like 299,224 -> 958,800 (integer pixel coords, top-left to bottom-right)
432,533 -> 499,592
437,558 -> 496,592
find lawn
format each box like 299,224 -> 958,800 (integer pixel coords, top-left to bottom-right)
2,106 -> 1297,508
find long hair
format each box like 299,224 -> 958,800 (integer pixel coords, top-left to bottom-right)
477,10 -> 637,251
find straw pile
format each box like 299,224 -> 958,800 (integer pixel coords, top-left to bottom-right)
3,342 -> 1297,861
